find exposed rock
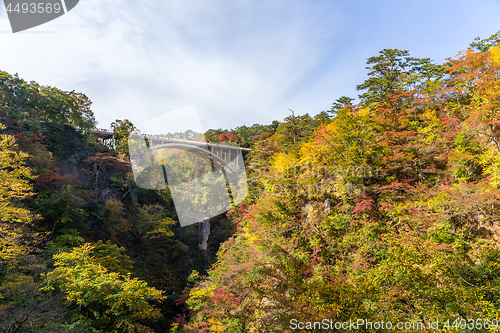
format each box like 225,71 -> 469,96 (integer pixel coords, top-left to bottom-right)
199,217 -> 211,251
324,199 -> 331,215
129,185 -> 139,206
101,187 -> 117,203
56,150 -> 86,177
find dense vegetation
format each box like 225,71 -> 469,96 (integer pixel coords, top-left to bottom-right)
0,71 -> 242,332
183,32 -> 500,332
1,30 -> 499,332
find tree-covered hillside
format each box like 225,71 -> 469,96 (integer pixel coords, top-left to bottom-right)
0,71 -> 244,332
1,30 -> 500,333
183,31 -> 500,332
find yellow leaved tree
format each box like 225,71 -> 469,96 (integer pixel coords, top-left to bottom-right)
0,122 -> 36,265
42,243 -> 166,332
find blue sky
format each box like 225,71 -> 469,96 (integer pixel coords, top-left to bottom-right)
1,0 -> 500,133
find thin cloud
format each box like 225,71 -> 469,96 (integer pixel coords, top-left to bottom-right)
1,0 -> 499,131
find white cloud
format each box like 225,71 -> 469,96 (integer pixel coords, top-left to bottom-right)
1,0 -> 500,132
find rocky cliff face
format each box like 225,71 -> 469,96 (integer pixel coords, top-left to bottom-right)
199,217 -> 211,251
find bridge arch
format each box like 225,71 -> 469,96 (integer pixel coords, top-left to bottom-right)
144,143 -> 240,174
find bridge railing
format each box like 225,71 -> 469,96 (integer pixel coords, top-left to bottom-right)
92,129 -> 250,151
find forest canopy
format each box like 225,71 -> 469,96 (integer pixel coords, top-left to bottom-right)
184,31 -> 500,332
1,30 -> 500,332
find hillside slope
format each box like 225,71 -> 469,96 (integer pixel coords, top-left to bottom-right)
184,32 -> 500,333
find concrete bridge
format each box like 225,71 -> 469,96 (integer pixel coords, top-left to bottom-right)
92,128 -> 250,173
93,128 -> 250,227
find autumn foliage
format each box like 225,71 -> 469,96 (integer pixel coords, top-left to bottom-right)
184,33 -> 500,332
2,31 -> 500,332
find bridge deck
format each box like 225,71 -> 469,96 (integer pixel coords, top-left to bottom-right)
92,128 -> 251,151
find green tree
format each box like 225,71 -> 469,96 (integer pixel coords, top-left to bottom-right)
274,112 -> 318,152
102,199 -> 132,243
92,240 -> 134,277
135,204 -> 175,238
469,29 -> 500,52
204,128 -> 224,143
329,95 -> 354,117
0,71 -> 96,132
356,49 -> 444,105
110,119 -> 138,154
42,243 -> 166,332
37,184 -> 88,237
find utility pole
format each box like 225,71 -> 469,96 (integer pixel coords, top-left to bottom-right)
288,108 -> 297,146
